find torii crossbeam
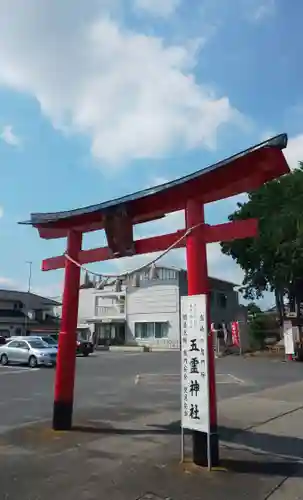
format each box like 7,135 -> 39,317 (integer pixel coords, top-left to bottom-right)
20,133 -> 290,468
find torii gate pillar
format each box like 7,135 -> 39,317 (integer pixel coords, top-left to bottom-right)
186,200 -> 219,466
53,230 -> 82,430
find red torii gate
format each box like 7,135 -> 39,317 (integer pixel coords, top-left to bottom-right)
20,133 -> 290,467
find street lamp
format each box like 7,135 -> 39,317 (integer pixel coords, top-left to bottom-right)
26,261 -> 32,292
24,261 -> 32,335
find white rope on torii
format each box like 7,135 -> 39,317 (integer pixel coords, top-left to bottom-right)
64,221 -> 204,289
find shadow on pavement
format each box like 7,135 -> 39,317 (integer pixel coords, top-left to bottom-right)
219,424 -> 303,462
219,458 -> 299,477
72,419 -> 183,435
72,420 -> 303,478
73,419 -> 303,460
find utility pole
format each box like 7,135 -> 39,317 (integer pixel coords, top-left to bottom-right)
24,261 -> 32,335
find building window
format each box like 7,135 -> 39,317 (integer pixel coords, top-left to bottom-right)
135,323 -> 152,338
217,292 -> 227,309
135,322 -> 168,339
159,268 -> 176,280
155,322 -> 168,338
140,270 -> 150,281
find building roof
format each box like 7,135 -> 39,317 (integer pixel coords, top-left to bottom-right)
20,134 -> 289,240
79,264 -> 239,290
0,289 -> 61,308
150,265 -> 239,286
144,264 -> 239,287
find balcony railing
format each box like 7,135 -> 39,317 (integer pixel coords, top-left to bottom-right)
95,304 -> 125,317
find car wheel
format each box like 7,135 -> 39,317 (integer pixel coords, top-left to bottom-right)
83,351 -> 89,357
0,354 -> 8,366
28,355 -> 38,368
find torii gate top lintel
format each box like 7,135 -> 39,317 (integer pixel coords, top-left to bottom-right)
21,133 -> 289,272
20,133 -> 289,244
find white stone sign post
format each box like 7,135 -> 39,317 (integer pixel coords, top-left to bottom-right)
180,294 -> 211,468
283,320 -> 295,356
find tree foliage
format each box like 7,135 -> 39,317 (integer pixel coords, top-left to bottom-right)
221,163 -> 303,317
246,302 -> 262,316
248,314 -> 268,349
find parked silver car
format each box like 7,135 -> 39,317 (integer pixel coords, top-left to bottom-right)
0,338 -> 57,368
28,335 -> 58,348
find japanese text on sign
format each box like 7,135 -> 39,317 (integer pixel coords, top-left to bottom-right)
181,294 -> 210,433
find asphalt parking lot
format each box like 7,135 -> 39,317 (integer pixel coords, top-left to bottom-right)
1,350 -> 303,432
1,351 -> 303,499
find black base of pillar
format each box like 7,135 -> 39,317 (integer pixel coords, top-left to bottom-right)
193,427 -> 219,467
53,400 -> 73,431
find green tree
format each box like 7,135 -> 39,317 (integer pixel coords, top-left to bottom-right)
247,302 -> 262,316
221,163 -> 303,324
248,313 -> 268,349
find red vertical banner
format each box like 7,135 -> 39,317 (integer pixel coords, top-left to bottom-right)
231,321 -> 240,347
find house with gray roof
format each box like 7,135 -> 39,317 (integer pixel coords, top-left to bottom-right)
0,289 -> 61,338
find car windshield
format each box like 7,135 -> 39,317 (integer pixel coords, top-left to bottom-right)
41,336 -> 57,345
27,340 -> 48,349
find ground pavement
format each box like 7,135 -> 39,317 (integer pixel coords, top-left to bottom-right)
0,352 -> 303,499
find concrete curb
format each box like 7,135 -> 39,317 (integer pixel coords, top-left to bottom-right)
95,346 -> 180,353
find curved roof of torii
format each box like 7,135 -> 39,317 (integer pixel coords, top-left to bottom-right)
20,133 -> 290,240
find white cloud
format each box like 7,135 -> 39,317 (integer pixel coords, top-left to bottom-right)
0,276 -> 17,288
0,1 -> 244,168
134,0 -> 180,17
259,129 -> 277,142
31,282 -> 63,299
0,266 -> 63,299
284,134 -> 303,170
251,0 -> 275,21
0,125 -> 20,147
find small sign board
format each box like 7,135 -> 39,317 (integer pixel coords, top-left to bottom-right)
181,294 -> 210,433
283,320 -> 295,354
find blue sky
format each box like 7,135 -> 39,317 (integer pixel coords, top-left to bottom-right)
0,0 -> 301,308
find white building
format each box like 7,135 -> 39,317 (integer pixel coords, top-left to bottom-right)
77,264 -> 240,348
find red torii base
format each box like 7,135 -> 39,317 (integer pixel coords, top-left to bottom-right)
20,133 -> 290,468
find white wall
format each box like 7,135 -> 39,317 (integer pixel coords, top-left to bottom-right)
126,280 -> 180,347
76,274 -> 241,348
78,287 -> 127,321
78,288 -> 96,322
